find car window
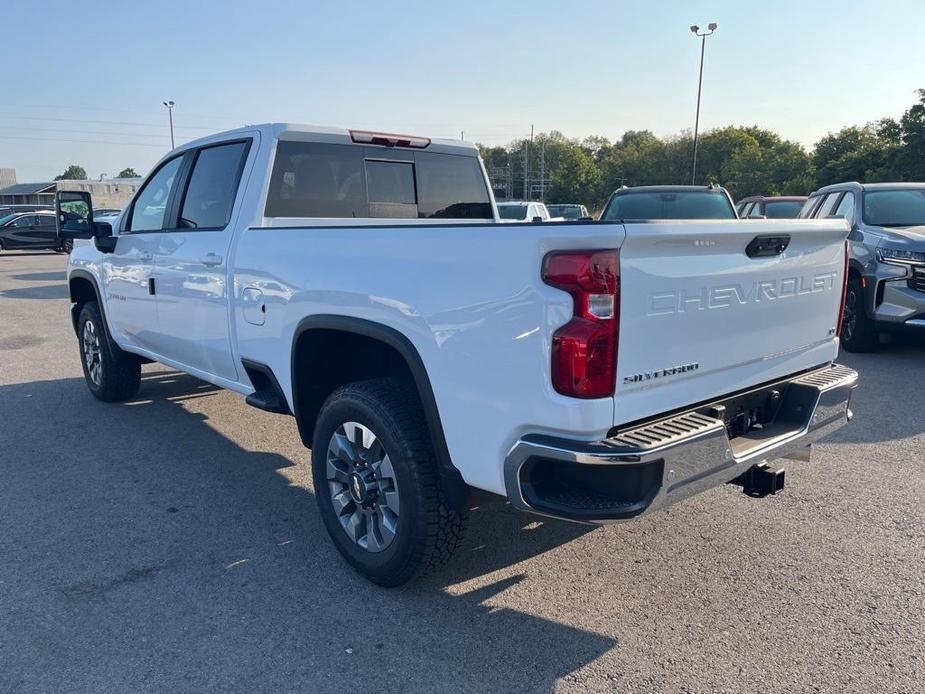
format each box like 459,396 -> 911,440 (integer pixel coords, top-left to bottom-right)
815,192 -> 843,219
833,193 -> 855,222
178,142 -> 249,230
35,215 -> 55,226
740,202 -> 755,217
13,215 -> 34,227
798,195 -> 821,218
602,191 -> 736,220
862,188 -> 925,226
266,141 -> 366,218
763,200 -> 805,219
265,141 -> 492,220
129,156 -> 183,231
498,205 -> 526,220
414,151 -> 492,219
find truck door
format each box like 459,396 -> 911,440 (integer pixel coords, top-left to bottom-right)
150,139 -> 252,383
103,155 -> 183,352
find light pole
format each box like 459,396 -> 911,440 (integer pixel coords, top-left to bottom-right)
162,100 -> 175,149
689,22 -> 717,185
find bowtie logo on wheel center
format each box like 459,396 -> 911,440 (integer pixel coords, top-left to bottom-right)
349,472 -> 369,504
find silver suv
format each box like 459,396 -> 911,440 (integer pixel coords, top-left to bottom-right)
800,182 -> 925,351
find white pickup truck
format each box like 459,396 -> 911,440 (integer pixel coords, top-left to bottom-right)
57,123 -> 858,586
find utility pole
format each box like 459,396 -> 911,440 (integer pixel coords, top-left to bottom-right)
524,124 -> 534,200
163,100 -> 175,149
540,140 -> 546,202
689,23 -> 717,185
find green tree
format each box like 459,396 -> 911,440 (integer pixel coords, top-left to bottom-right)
117,167 -> 139,178
547,146 -> 600,204
54,165 -> 87,181
897,89 -> 925,180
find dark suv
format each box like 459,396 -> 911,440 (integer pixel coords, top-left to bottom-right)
0,211 -> 71,253
800,182 -> 925,351
601,185 -> 737,221
736,195 -> 807,219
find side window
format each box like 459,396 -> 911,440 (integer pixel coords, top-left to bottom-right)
798,195 -> 821,219
740,202 -> 755,217
365,160 -> 417,218
178,141 -> 249,230
833,192 -> 855,222
815,192 -> 843,219
13,215 -> 34,227
128,156 -> 183,231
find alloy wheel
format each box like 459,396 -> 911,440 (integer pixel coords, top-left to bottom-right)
82,320 -> 103,386
842,289 -> 857,342
326,421 -> 400,553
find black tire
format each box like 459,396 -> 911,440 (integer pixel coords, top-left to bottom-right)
311,377 -> 466,586
77,301 -> 141,402
56,238 -> 73,254
841,278 -> 879,353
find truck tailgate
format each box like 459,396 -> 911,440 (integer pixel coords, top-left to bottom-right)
614,219 -> 849,426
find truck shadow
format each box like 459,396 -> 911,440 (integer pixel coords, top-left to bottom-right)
0,371 -> 614,692
0,283 -> 70,300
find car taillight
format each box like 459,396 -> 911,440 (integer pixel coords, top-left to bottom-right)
349,129 -> 431,148
837,239 -> 849,337
542,249 -> 619,398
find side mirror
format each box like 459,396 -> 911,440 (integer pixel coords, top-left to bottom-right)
56,191 -> 94,240
531,216 -> 543,223
56,191 -> 112,241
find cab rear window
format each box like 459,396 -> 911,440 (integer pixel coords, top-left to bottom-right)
602,191 -> 735,220
265,141 -> 492,220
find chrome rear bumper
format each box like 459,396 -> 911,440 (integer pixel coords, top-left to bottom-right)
504,364 -> 858,523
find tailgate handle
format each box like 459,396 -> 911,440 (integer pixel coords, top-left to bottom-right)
746,234 -> 790,258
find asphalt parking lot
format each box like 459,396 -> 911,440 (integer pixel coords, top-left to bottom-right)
1,250 -> 923,694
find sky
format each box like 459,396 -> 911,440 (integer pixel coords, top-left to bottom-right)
2,0 -> 924,182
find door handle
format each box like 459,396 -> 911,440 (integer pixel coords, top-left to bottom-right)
200,253 -> 223,267
139,251 -> 153,262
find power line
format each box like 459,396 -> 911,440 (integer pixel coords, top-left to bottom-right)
0,114 -> 223,131
0,134 -> 168,148
2,125 -> 170,139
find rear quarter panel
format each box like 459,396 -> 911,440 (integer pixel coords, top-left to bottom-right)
232,222 -> 625,494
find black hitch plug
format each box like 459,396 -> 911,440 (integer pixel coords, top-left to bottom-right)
730,463 -> 785,497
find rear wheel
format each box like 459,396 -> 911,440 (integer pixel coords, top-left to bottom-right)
311,377 -> 466,586
56,238 -> 73,254
77,301 -> 141,401
841,277 -> 879,352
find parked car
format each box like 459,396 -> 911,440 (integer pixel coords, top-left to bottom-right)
0,210 -> 71,253
601,184 -> 737,220
546,203 -> 592,220
58,123 -> 857,586
497,201 -> 560,222
0,204 -> 53,217
800,181 -> 925,352
736,196 -> 808,219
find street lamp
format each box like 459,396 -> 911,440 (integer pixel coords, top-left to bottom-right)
163,100 -> 175,149
689,22 -> 717,185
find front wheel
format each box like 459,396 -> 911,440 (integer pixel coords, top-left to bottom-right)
841,278 -> 879,352
311,378 -> 466,586
56,238 -> 74,254
77,301 -> 141,401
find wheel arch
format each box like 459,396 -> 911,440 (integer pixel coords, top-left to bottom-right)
68,270 -> 104,335
291,315 -> 467,511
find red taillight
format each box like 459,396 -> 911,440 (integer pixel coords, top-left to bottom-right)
349,129 -> 431,149
542,249 -> 619,398
836,239 -> 849,337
